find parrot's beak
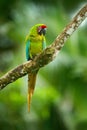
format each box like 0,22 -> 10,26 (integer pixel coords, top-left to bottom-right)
38,27 -> 47,35
42,28 -> 47,35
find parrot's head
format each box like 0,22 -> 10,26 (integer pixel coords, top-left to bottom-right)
30,24 -> 47,36
37,24 -> 47,36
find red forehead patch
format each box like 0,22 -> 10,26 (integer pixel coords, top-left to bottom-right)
41,25 -> 47,28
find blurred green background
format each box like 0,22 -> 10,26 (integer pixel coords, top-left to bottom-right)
0,0 -> 87,130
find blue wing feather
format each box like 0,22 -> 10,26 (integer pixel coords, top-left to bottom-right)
26,40 -> 30,60
42,40 -> 46,50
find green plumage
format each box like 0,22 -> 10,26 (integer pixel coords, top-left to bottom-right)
25,24 -> 47,111
25,24 -> 46,60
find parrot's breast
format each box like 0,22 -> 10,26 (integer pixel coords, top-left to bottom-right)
29,34 -> 45,58
30,41 -> 43,58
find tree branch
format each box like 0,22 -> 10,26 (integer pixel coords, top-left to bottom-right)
0,4 -> 87,90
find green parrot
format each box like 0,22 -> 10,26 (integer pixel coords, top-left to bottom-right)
25,24 -> 47,111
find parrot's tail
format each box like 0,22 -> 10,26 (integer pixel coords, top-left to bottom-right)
28,71 -> 38,112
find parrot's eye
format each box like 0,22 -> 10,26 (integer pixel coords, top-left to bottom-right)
37,26 -> 42,33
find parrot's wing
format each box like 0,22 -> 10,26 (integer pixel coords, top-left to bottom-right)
26,40 -> 30,60
42,39 -> 46,49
